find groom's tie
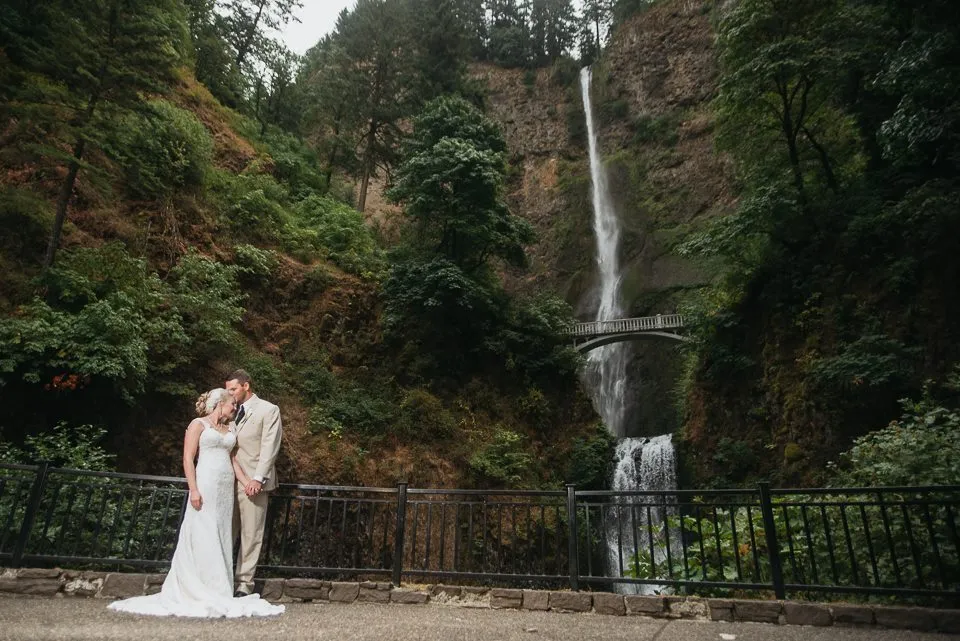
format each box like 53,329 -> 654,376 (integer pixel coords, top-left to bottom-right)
236,405 -> 245,424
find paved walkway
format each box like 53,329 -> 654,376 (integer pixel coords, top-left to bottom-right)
1,596 -> 958,641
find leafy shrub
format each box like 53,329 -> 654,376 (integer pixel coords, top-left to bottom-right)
551,56 -> 581,88
0,243 -> 242,402
711,437 -> 757,484
469,428 -> 534,487
207,170 -> 291,242
233,244 -> 278,282
631,113 -> 680,146
0,187 -> 51,259
517,387 -> 550,430
599,98 -> 630,124
261,131 -> 326,197
828,371 -> 960,487
807,334 -> 920,394
488,294 -> 581,388
293,195 -> 383,276
397,388 -> 455,439
0,422 -> 113,470
383,258 -> 504,362
315,383 -> 399,437
234,352 -> 286,402
565,423 -> 615,490
105,99 -> 213,199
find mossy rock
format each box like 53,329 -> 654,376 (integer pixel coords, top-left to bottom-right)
783,442 -> 805,463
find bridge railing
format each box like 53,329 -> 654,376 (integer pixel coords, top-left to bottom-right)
2,462 -> 959,602
569,314 -> 684,337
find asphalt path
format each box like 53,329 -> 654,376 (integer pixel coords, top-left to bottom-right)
1,596 -> 958,641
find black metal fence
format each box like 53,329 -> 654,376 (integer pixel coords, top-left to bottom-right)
2,462 -> 959,600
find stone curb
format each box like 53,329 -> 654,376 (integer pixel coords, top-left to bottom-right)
0,568 -> 956,633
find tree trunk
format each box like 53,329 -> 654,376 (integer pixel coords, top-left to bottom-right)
358,164 -> 371,213
357,119 -> 378,213
802,126 -> 839,192
44,138 -> 86,270
777,78 -> 807,210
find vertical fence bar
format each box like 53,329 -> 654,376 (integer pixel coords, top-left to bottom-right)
566,484 -> 579,590
758,482 -> 786,599
392,482 -> 408,587
11,462 -> 50,567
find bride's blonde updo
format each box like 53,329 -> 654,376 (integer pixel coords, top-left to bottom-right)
195,388 -> 231,416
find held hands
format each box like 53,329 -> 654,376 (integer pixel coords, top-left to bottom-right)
244,479 -> 263,497
190,490 -> 203,510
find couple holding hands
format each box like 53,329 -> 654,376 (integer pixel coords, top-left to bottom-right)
109,370 -> 285,618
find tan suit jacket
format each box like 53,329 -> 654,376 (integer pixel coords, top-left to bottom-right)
233,394 -> 282,491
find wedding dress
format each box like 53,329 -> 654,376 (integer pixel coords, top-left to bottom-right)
109,420 -> 284,617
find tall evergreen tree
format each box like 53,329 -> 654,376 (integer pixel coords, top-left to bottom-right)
408,0 -> 469,99
0,0 -> 188,269
221,0 -> 303,71
335,0 -> 414,212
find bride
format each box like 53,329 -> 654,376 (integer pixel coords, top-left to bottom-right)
109,389 -> 284,618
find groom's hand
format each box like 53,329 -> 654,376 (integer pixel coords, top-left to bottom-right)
244,479 -> 263,496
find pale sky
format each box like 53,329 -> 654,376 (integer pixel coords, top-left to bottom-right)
281,0 -> 357,55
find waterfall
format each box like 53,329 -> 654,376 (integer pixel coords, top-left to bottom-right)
579,66 -> 630,439
579,67 -> 679,594
606,436 -> 678,594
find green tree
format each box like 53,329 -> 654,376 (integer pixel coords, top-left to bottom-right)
335,0 -> 414,212
250,42 -> 304,135
581,0 -> 613,62
488,0 -> 531,68
529,0 -> 577,65
221,0 -> 303,71
715,0 -> 879,214
388,95 -> 533,272
183,0 -> 242,105
408,0 -> 469,99
0,0 -> 189,269
300,33 -> 363,191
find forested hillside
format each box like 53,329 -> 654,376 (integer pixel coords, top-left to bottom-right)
0,0 -> 616,489
679,0 -> 960,486
1,0 -> 958,491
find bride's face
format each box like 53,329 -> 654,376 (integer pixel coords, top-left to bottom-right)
219,398 -> 236,422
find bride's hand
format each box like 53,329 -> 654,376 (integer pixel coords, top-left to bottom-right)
190,490 -> 203,510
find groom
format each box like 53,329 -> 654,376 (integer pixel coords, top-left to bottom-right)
225,369 -> 283,597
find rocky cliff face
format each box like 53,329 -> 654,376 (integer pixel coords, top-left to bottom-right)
478,0 -> 733,438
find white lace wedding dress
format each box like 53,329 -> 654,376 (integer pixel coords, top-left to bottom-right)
109,420 -> 283,618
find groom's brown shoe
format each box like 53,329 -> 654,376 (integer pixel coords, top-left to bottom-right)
234,589 -> 249,598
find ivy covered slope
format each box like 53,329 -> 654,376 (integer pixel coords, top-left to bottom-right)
0,0 -> 609,491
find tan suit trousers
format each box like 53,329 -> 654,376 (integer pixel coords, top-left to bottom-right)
234,483 -> 269,594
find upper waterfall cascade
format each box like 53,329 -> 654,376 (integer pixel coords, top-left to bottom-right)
579,66 -> 630,439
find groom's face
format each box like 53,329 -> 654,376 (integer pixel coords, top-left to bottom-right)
225,379 -> 251,406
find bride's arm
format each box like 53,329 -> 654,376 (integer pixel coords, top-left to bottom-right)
231,449 -> 251,486
183,420 -> 204,510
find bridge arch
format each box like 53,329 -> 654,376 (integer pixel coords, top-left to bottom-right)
567,314 -> 689,354
574,330 -> 689,354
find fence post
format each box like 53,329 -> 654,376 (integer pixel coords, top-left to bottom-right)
11,461 -> 50,568
392,481 -> 408,587
566,484 -> 579,591
758,482 -> 786,599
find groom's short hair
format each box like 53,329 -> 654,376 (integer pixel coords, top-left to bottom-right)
227,369 -> 252,386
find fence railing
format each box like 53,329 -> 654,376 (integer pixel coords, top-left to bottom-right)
2,463 -> 959,600
568,315 -> 685,338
